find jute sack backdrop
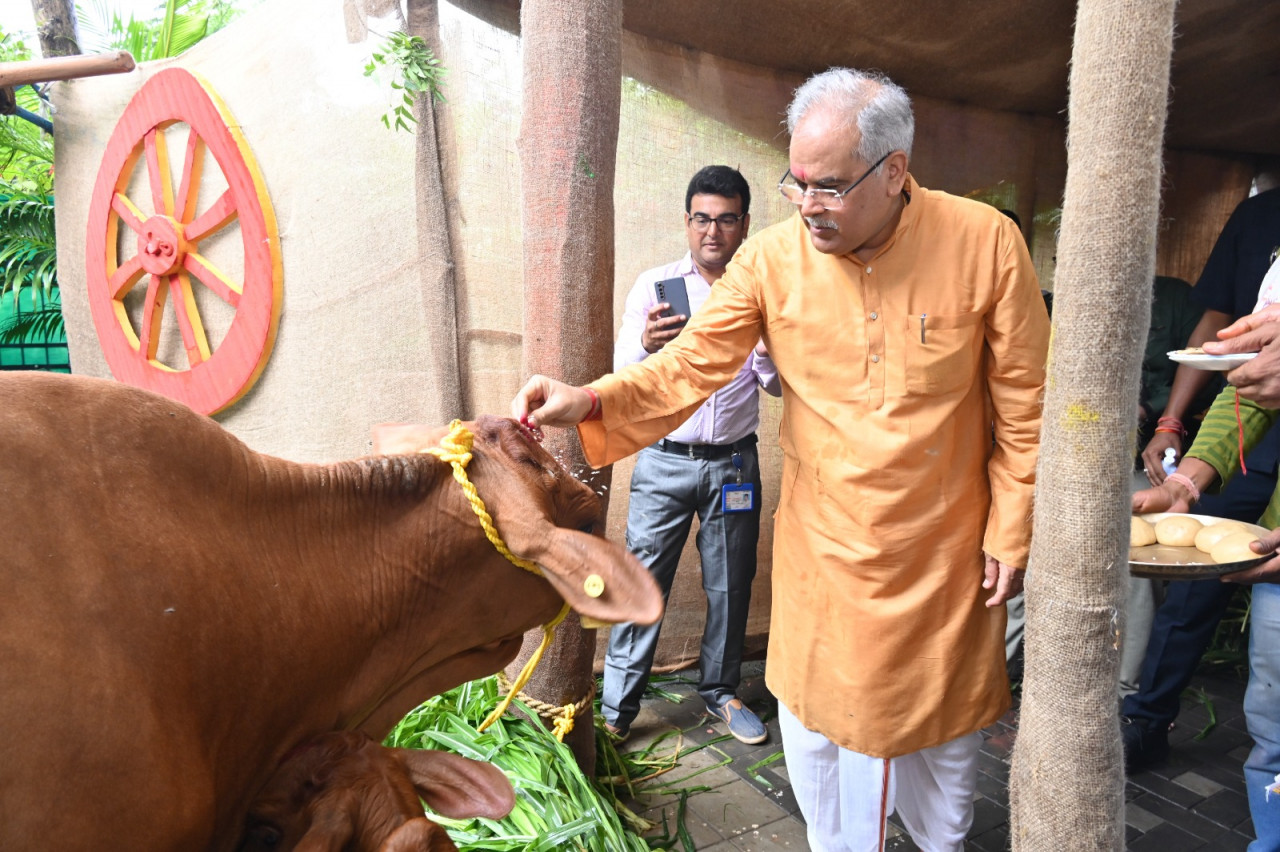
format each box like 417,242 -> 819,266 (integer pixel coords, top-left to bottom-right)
1010,0 -> 1178,849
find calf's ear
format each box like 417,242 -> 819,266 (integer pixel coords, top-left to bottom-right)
523,528 -> 664,626
380,817 -> 459,852
393,749 -> 515,820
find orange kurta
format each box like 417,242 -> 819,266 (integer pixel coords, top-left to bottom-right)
581,176 -> 1048,757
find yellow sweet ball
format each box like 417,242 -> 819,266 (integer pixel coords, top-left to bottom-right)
1194,520 -> 1249,553
1130,516 -> 1157,547
1154,515 -> 1203,547
1210,532 -> 1262,565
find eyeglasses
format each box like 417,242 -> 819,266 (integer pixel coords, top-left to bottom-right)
778,151 -> 892,210
688,213 -> 745,232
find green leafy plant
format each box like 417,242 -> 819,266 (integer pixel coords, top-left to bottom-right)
0,192 -> 58,316
0,29 -> 58,335
363,31 -> 446,133
76,0 -> 250,60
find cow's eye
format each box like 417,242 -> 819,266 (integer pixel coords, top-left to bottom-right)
246,825 -> 282,848
578,522 -> 595,535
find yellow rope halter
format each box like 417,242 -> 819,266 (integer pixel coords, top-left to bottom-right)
421,420 -> 575,736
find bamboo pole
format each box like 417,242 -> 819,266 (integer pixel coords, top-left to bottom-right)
0,51 -> 135,88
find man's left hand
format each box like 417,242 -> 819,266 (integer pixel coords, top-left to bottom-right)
1221,527 -> 1280,584
983,553 -> 1024,607
1210,322 -> 1280,408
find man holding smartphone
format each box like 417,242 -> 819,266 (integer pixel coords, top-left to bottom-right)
603,165 -> 781,744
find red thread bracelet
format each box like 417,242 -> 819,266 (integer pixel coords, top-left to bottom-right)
582,387 -> 602,422
1234,388 -> 1249,476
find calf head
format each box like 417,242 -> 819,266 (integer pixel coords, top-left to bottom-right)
240,731 -> 512,852
372,415 -> 662,627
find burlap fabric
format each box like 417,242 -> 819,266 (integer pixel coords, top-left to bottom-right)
501,0 -> 623,767
1009,1 -> 1177,848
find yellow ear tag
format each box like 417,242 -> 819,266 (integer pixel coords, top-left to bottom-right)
583,574 -> 605,598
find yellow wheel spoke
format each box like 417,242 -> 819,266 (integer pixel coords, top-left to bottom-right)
184,251 -> 242,307
111,192 -> 148,236
143,128 -> 174,217
184,189 -> 237,243
108,254 -> 145,300
138,273 -> 170,360
169,272 -> 211,367
174,128 -> 206,225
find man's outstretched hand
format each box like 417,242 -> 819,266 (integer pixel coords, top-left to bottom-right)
511,375 -> 593,431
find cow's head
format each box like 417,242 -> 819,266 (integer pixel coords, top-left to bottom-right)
240,732 -> 508,852
372,416 -> 662,628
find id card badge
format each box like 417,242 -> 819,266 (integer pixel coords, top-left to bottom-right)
721,482 -> 755,513
721,450 -> 754,513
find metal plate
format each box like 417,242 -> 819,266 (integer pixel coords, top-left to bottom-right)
1129,513 -> 1270,579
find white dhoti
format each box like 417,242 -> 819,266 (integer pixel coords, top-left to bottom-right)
779,702 -> 984,852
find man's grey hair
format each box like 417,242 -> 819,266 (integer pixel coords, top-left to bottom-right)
785,68 -> 915,166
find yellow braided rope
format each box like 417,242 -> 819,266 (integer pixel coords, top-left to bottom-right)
420,421 -> 542,577
420,421 -> 576,736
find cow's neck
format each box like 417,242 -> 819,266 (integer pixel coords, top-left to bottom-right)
254,454 -> 458,718
257,452 -> 544,734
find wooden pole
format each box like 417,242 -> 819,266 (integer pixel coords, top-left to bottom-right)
31,0 -> 81,58
0,52 -> 135,88
508,0 -> 623,771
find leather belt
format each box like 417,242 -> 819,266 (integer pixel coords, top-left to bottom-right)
655,434 -> 757,460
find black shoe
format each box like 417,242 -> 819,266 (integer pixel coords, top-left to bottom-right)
1121,716 -> 1169,772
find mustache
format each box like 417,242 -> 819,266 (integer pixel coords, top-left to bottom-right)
805,215 -> 839,230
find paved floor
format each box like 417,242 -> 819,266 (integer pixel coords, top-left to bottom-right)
615,660 -> 1257,850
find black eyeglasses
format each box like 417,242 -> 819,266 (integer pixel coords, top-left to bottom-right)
688,213 -> 745,232
778,151 -> 892,210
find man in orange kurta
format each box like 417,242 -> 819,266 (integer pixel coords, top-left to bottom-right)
513,68 -> 1049,851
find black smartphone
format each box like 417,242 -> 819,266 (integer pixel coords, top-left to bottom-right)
654,277 -> 692,327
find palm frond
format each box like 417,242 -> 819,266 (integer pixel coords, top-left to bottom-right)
0,190 -> 58,307
0,305 -> 65,345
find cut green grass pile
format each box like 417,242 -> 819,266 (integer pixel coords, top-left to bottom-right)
386,676 -> 651,851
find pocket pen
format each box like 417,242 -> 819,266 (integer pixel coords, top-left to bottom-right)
920,313 -> 927,344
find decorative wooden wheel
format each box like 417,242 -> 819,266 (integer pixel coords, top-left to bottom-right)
86,67 -> 282,415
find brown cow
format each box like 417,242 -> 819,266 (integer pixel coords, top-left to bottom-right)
0,372 -> 660,851
239,731 -> 496,852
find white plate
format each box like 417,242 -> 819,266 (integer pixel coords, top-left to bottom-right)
1167,349 -> 1259,371
1130,512 -> 1271,579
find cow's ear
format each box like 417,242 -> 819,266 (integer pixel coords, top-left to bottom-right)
527,528 -> 664,626
393,748 -> 515,820
293,799 -> 355,852
371,423 -> 451,455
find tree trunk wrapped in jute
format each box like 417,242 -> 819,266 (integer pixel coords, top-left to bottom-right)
1010,1 -> 1177,848
504,0 -> 623,770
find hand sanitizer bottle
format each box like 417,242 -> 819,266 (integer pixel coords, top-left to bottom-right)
1162,447 -> 1178,476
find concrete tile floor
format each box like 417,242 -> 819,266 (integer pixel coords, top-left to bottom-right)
612,660 -> 1256,850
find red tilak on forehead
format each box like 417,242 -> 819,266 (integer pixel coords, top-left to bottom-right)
792,166 -> 807,182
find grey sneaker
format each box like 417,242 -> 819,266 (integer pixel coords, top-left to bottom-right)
707,698 -> 768,745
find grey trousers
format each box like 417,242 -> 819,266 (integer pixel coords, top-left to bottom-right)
602,443 -> 761,728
